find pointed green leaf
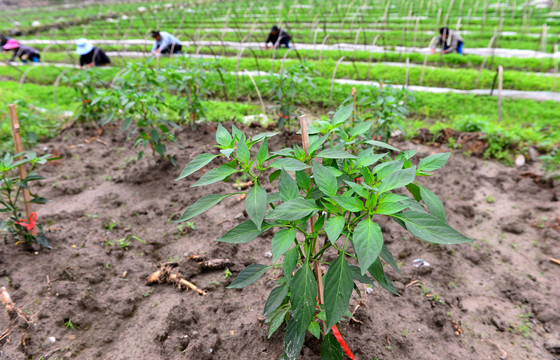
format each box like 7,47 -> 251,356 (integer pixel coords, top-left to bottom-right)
176,153 -> 219,180
218,220 -> 269,243
279,170 -> 299,201
380,246 -> 401,274
320,333 -> 343,360
295,170 -> 311,189
283,263 -> 317,359
236,140 -> 250,164
312,161 -> 338,197
391,211 -> 473,244
263,283 -> 289,317
272,228 -> 297,262
192,165 -> 237,187
349,265 -> 374,285
216,123 -> 233,146
256,138 -> 269,165
368,258 -> 399,295
325,216 -> 345,244
227,263 -> 270,289
246,183 -> 267,230
271,158 -> 310,172
324,255 -> 353,331
419,185 -> 446,221
357,149 -> 388,168
418,152 -> 450,172
377,166 -> 416,193
331,196 -> 364,212
332,104 -> 354,125
365,140 -> 401,152
317,147 -> 357,159
352,219 -> 383,275
308,321 -> 321,339
283,247 -> 299,283
176,193 -> 235,222
266,198 -> 319,221
375,194 -> 410,215
372,159 -> 404,181
349,121 -> 372,138
343,180 -> 368,198
268,308 -> 289,338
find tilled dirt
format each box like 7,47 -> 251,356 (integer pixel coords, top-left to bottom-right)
0,122 -> 558,360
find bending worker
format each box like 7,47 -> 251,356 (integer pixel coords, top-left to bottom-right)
265,25 -> 292,49
431,27 -> 464,55
151,30 -> 182,55
76,38 -> 111,68
3,39 -> 40,63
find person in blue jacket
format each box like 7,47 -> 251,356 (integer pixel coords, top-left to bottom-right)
151,30 -> 182,55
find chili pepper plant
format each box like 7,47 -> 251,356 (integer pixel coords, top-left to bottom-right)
65,69 -> 114,126
176,104 -> 472,359
0,151 -> 51,248
260,62 -> 318,129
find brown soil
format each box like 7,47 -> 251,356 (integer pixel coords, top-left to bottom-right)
0,122 -> 559,360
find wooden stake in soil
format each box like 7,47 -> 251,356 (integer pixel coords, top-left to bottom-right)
299,114 -> 326,333
8,105 -> 32,219
351,87 -> 357,127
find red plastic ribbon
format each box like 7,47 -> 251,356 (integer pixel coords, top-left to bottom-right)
15,212 -> 38,236
332,325 -> 356,360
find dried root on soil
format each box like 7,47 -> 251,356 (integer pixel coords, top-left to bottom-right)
146,263 -> 207,296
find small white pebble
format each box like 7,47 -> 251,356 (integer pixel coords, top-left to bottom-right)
366,287 -> 373,294
264,251 -> 272,258
48,336 -> 56,344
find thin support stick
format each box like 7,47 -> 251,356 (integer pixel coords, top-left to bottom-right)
497,65 -> 503,123
8,105 -> 32,219
299,114 -> 326,334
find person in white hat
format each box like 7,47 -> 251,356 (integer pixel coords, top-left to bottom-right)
76,38 -> 110,69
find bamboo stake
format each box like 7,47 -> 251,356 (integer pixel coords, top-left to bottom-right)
8,105 -> 32,219
550,258 -> 560,266
330,56 -> 346,106
299,114 -> 325,333
352,87 -> 357,127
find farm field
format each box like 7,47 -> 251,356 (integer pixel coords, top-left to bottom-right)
0,1 -> 559,360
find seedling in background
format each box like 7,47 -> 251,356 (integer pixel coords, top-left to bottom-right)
486,195 -> 495,203
0,151 -> 52,248
176,104 -> 472,359
64,319 -> 75,330
224,268 -> 232,279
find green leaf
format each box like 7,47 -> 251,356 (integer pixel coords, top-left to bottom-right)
227,264 -> 270,289
380,246 -> 401,274
352,219 -> 383,275
308,321 -> 321,339
279,170 -> 299,201
349,265 -> 374,285
246,183 -> 267,230
372,159 -> 404,181
308,134 -> 329,155
283,263 -> 317,360
29,197 -> 49,204
332,104 -> 353,125
295,170 -> 311,189
325,216 -> 345,244
266,198 -> 319,221
216,123 -> 233,146
391,211 -> 473,244
283,247 -> 299,283
176,153 -> 219,180
377,166 -> 416,193
357,149 -> 388,168
256,138 -> 269,165
218,220 -> 269,243
343,180 -> 368,198
417,152 -> 450,172
419,185 -> 446,221
365,140 -> 401,152
324,255 -> 353,331
320,333 -> 343,360
271,158 -> 310,172
317,147 -> 357,159
268,308 -> 289,338
331,196 -> 364,212
406,183 -> 422,202
272,228 -> 297,262
251,132 -> 279,143
176,193 -> 235,222
236,140 -> 250,164
375,194 -> 410,215
263,283 -> 289,317
349,121 -> 372,138
192,165 -> 237,187
35,234 -> 52,249
312,161 -> 338,197
368,259 -> 399,296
